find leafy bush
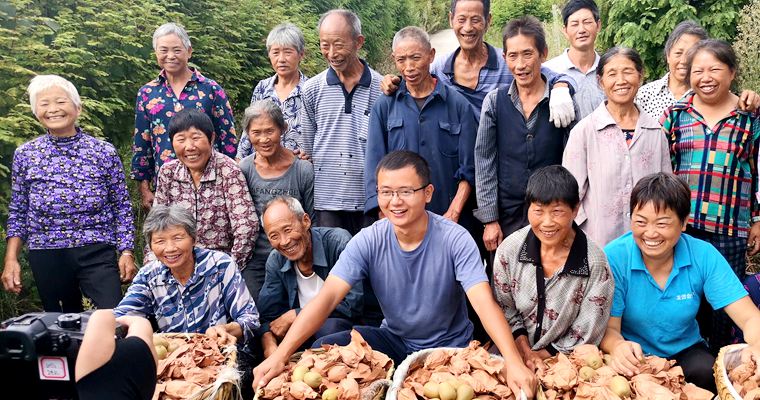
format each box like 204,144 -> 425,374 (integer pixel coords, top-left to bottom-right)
734,0 -> 760,92
599,0 -> 750,80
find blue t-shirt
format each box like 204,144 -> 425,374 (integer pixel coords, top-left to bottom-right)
330,212 -> 488,351
604,232 -> 747,357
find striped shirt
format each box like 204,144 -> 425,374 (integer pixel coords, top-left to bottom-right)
114,247 -> 259,344
298,60 -> 382,211
662,93 -> 760,237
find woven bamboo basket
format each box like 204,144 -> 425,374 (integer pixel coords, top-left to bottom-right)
385,347 -> 528,400
157,332 -> 241,400
714,343 -> 747,400
254,348 -> 394,400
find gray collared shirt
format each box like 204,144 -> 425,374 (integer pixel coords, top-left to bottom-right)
544,49 -> 605,118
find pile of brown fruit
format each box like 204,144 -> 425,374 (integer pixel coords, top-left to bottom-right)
538,344 -> 714,400
259,330 -> 393,400
152,334 -> 231,400
396,341 -> 514,400
726,346 -> 760,398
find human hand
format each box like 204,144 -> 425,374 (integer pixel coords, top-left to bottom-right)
483,222 -> 504,251
380,74 -> 401,96
118,252 -> 137,283
503,362 -> 537,399
252,352 -> 289,391
262,332 -> 279,358
748,222 -> 760,256
205,325 -> 237,347
442,208 -> 461,223
270,309 -> 297,340
738,90 -> 760,113
293,149 -> 311,161
139,185 -> 154,211
1,258 -> 22,294
609,340 -> 644,376
549,86 -> 574,128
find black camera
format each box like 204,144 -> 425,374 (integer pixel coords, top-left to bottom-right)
0,312 -> 124,399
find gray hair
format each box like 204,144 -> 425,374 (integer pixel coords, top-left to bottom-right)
266,23 -> 306,54
143,204 -> 197,244
664,20 -> 708,59
27,75 -> 82,117
392,26 -> 431,51
242,99 -> 287,133
262,196 -> 306,231
318,9 -> 362,39
152,22 -> 192,50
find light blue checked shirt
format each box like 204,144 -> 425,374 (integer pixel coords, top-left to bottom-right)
114,247 -> 259,343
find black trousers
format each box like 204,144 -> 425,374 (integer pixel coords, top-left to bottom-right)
28,243 -> 122,312
669,342 -> 716,393
314,210 -> 375,236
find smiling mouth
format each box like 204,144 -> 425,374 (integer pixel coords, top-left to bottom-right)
164,254 -> 182,263
185,154 -> 200,162
643,239 -> 664,248
699,84 -> 717,94
540,229 -> 558,238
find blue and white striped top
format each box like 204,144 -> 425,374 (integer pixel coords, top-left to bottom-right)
114,247 -> 259,344
298,60 -> 382,211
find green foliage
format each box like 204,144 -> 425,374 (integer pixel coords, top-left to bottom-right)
734,0 -> 760,93
599,0 -> 749,80
407,0 -> 450,33
491,0 -> 555,33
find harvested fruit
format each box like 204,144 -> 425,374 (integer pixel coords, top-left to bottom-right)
438,382 -> 456,400
578,366 -> 595,382
608,375 -> 631,398
456,383 -> 475,400
585,354 -> 603,369
321,388 -> 338,400
291,365 -> 309,382
152,334 -> 231,400
727,346 -> 760,398
258,330 -> 393,400
423,382 -> 440,398
303,371 -> 323,389
155,345 -> 168,360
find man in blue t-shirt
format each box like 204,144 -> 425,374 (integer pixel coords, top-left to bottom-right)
253,150 -> 536,397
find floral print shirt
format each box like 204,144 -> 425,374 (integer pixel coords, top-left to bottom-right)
493,225 -> 614,354
7,129 -> 134,251
131,68 -> 238,182
153,151 -> 259,266
236,72 -> 308,159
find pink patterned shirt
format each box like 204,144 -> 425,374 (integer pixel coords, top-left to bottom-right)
153,151 -> 258,267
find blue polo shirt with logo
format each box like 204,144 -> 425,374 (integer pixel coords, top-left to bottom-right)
604,232 -> 747,357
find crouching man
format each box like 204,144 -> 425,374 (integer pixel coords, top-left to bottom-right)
253,150 -> 537,397
256,196 -> 362,357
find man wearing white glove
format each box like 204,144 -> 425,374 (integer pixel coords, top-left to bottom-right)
544,0 -> 605,119
474,16 -> 580,252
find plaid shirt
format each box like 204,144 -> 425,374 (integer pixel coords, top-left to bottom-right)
114,247 -> 259,344
662,93 -> 760,237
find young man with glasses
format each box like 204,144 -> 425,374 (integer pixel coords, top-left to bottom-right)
253,150 -> 537,398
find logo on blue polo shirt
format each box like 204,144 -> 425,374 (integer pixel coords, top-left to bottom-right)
675,292 -> 695,301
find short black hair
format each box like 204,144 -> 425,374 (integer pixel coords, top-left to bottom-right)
597,46 -> 644,78
686,39 -> 738,87
376,150 -> 431,186
502,16 -> 547,56
525,165 -> 580,209
168,108 -> 214,143
561,0 -> 600,26
450,0 -> 490,18
630,173 -> 691,223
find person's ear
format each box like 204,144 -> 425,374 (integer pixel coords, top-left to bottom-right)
302,213 -> 312,230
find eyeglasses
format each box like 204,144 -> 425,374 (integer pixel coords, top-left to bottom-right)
377,185 -> 428,199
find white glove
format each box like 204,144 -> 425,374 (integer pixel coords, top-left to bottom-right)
549,86 -> 575,128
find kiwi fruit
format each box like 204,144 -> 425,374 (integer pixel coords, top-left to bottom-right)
608,375 -> 631,398
303,371 -> 323,389
291,365 -> 309,382
423,382 -> 440,399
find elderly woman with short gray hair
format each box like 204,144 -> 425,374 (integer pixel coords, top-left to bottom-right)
237,23 -> 309,159
132,22 -> 238,210
239,99 -> 314,301
2,75 -> 135,312
114,204 -> 259,346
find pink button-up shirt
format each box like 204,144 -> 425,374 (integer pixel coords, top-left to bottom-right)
563,103 -> 671,246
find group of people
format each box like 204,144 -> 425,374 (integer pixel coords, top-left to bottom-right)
4,0 -> 760,398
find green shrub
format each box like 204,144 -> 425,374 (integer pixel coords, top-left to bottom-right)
734,0 -> 760,93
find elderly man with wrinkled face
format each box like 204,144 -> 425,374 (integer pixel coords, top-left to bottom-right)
365,26 -> 477,232
255,196 -> 361,358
